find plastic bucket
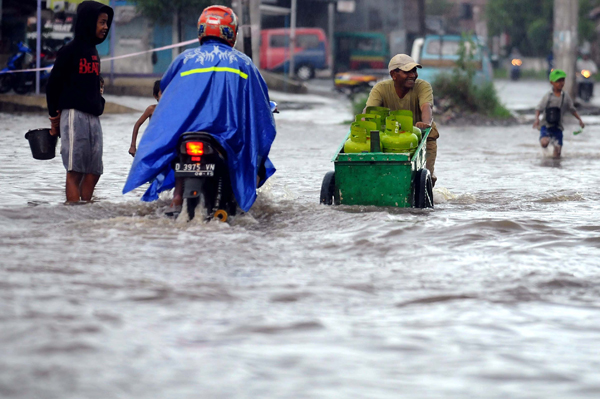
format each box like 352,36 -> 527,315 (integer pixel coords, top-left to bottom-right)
25,128 -> 58,160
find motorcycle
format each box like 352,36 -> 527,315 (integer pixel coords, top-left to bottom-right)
510,58 -> 522,81
0,41 -> 54,95
334,72 -> 378,98
173,101 -> 279,222
578,69 -> 594,102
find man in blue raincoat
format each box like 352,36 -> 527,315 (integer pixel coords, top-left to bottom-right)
123,5 -> 276,213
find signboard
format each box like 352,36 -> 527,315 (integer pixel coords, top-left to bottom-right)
337,1 -> 356,13
48,0 -> 110,12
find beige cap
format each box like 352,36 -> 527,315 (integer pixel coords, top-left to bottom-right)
388,54 -> 422,72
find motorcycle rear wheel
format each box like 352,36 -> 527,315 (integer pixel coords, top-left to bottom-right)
186,197 -> 200,221
0,74 -> 12,93
185,191 -> 215,222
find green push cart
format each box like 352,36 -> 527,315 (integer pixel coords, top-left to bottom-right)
320,128 -> 434,209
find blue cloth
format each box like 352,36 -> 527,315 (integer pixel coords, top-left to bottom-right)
540,125 -> 563,146
122,39 -> 276,212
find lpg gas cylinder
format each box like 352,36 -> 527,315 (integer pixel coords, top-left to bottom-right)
355,113 -> 383,132
344,120 -> 377,153
381,118 -> 418,154
412,126 -> 422,143
365,106 -> 389,126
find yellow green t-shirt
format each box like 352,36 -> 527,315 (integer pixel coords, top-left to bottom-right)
365,78 -> 433,124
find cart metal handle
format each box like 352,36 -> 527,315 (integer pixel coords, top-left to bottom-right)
410,127 -> 431,163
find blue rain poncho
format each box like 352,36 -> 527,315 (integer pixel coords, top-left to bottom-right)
123,39 -> 276,212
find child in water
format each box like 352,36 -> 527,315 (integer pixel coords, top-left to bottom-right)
129,80 -> 161,157
533,69 -> 585,158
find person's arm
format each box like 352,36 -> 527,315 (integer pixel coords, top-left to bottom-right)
533,110 -> 541,129
46,47 -> 70,136
46,47 -> 70,118
416,103 -> 433,129
572,110 -> 585,128
129,106 -> 154,157
415,80 -> 434,129
533,93 -> 547,129
562,92 -> 584,128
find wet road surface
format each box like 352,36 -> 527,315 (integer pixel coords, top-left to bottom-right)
1,87 -> 600,398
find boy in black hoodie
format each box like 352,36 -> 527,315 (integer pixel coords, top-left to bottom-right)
46,1 -> 113,203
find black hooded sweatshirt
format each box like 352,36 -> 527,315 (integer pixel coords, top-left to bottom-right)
46,1 -> 113,117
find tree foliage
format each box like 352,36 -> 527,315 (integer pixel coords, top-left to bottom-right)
133,0 -> 231,51
579,0 -> 600,45
134,0 -> 228,23
486,0 -> 553,57
426,0 -> 453,16
487,0 -> 600,57
432,34 -> 510,118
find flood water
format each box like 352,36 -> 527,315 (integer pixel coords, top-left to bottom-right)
2,91 -> 600,399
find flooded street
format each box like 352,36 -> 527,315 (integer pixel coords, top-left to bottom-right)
2,86 -> 600,398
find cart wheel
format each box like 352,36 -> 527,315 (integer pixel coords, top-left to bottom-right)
320,171 -> 337,205
414,169 -> 434,209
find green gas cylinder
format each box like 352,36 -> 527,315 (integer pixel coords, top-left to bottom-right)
412,126 -> 422,143
344,120 -> 377,153
381,118 -> 419,155
354,113 -> 383,132
365,106 -> 390,126
389,110 -> 422,144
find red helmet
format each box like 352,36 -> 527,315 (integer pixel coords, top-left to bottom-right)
197,6 -> 238,47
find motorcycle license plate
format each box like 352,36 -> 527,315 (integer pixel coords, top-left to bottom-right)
175,163 -> 215,176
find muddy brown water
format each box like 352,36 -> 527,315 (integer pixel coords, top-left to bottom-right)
1,102 -> 600,398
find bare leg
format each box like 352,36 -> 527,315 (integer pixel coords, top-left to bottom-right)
66,171 -> 83,202
425,138 -> 437,187
80,174 -> 101,201
540,137 -> 550,148
553,145 -> 562,158
171,177 -> 183,206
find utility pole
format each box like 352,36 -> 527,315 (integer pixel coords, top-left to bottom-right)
172,13 -> 179,61
232,0 -> 253,59
328,1 -> 335,77
418,0 -> 426,36
288,0 -> 297,79
35,0 -> 41,95
249,0 -> 261,66
110,0 -> 115,85
231,1 -> 244,53
553,0 -> 579,99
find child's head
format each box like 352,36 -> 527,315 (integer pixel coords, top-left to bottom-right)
549,69 -> 566,91
99,75 -> 104,94
153,80 -> 162,101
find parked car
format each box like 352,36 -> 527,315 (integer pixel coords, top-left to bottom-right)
410,35 -> 494,85
259,28 -> 330,80
334,32 -> 389,72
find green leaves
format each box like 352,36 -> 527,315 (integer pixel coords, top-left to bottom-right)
487,0 -> 600,56
486,0 -> 553,57
432,35 -> 510,117
133,0 -> 228,24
